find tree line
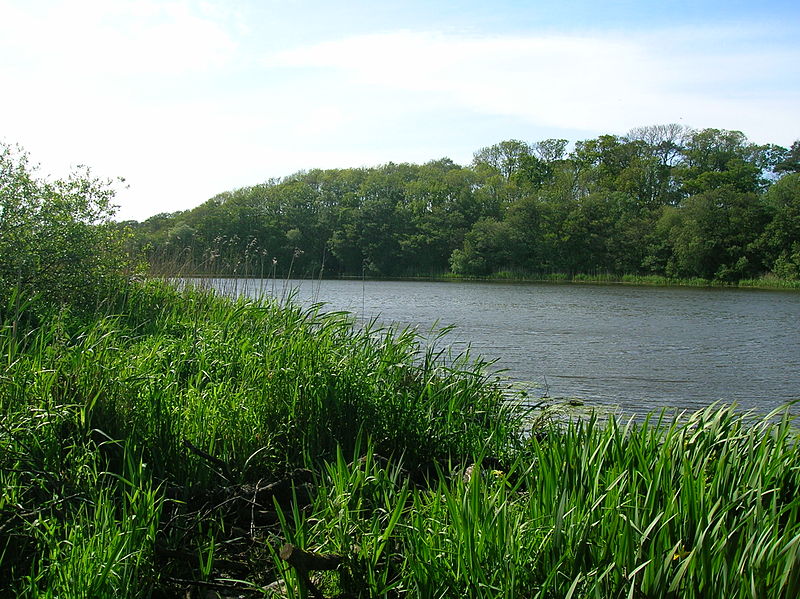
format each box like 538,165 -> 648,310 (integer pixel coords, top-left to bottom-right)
127,125 -> 800,282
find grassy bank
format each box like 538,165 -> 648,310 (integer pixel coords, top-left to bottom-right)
0,280 -> 518,597
2,280 -> 800,597
172,271 -> 800,296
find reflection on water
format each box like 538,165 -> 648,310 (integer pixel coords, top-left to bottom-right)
197,277 -> 800,418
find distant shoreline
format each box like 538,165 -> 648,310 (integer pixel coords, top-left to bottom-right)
169,271 -> 800,291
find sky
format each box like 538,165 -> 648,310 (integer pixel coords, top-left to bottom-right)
1,0 -> 799,221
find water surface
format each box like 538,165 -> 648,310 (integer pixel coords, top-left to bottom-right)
202,278 -> 800,417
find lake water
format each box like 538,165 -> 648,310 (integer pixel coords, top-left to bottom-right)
201,278 -> 800,418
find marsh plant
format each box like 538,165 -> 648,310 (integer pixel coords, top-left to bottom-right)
3,279 -> 800,597
0,280 -> 521,596
270,406 -> 800,598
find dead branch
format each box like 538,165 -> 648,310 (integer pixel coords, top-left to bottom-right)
279,544 -> 343,571
279,543 -> 344,599
182,438 -> 235,483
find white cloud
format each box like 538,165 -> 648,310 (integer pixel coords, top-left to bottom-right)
1,0 -> 238,75
263,29 -> 799,144
292,105 -> 349,137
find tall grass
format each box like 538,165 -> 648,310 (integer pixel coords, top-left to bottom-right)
0,279 -> 518,595
275,406 -> 800,598
446,270 -> 800,290
2,278 -> 799,596
738,277 -> 800,290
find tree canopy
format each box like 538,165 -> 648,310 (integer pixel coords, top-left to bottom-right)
127,126 -> 799,282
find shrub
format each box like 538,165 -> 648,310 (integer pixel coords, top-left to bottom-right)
0,142 -> 135,317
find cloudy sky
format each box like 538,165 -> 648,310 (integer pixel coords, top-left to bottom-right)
1,0 -> 798,221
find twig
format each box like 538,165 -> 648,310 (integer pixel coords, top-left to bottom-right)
182,438 -> 235,483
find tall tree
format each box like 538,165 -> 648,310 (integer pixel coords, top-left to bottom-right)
761,173 -> 800,279
676,128 -> 779,195
659,187 -> 768,280
775,141 -> 800,174
472,139 -> 534,181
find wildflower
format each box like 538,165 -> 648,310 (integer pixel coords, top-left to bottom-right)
672,546 -> 690,561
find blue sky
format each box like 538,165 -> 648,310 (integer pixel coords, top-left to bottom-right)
1,0 -> 798,221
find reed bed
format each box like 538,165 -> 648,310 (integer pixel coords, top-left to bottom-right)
2,279 -> 799,597
0,280 -> 517,596
275,407 -> 800,598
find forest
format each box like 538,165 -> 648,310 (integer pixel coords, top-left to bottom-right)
128,125 -> 800,283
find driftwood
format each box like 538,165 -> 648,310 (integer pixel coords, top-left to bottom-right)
279,543 -> 344,599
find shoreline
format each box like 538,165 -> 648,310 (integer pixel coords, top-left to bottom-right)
161,270 -> 800,291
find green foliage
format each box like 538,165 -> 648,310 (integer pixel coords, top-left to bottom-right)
15,448 -> 161,599
0,142 -> 134,315
658,187 -> 768,280
775,141 -> 800,174
0,279 -> 519,594
274,405 -> 800,598
130,127 -> 799,285
761,173 -> 800,280
450,218 -> 513,276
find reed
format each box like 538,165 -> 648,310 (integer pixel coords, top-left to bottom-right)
274,406 -> 800,598
0,278 -> 518,596
443,270 -> 800,290
2,277 -> 799,597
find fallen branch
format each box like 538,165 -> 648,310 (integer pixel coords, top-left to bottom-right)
279,544 -> 343,571
279,544 -> 344,599
182,438 -> 235,483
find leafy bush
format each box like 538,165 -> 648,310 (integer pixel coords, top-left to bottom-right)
0,142 -> 134,316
